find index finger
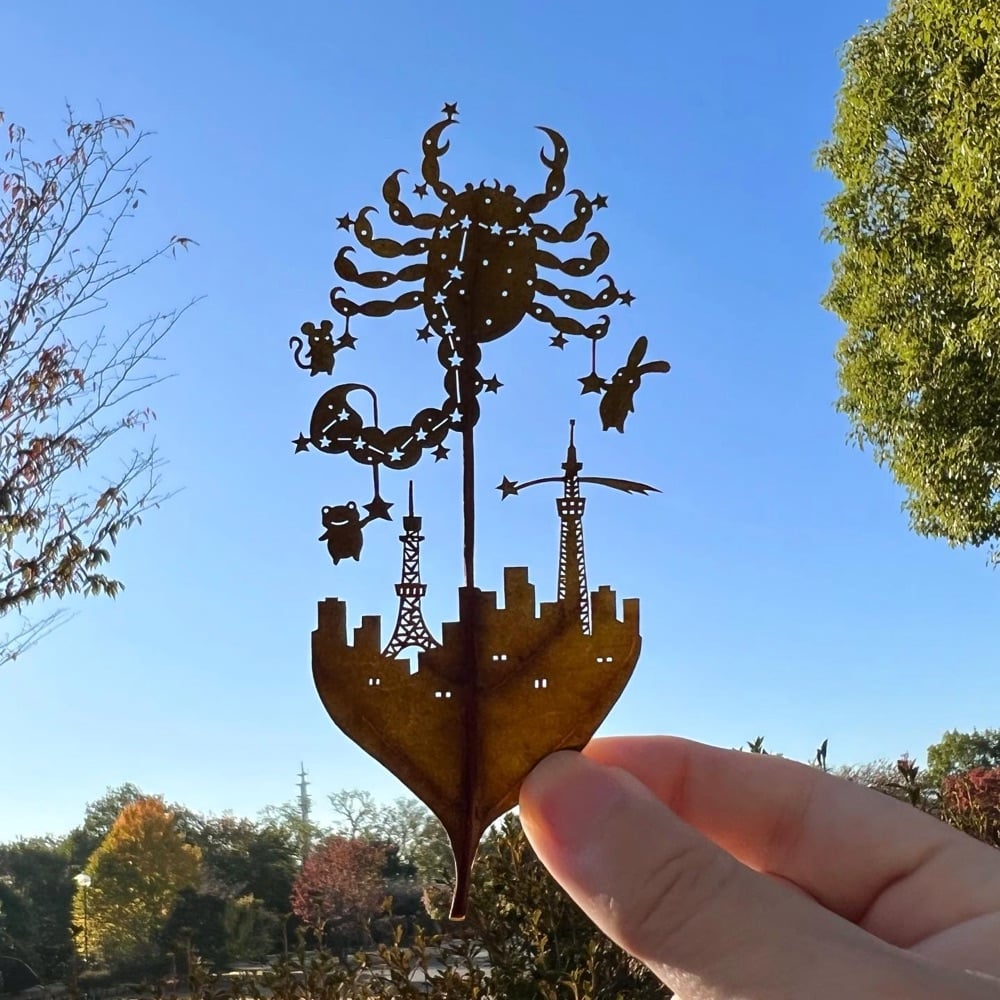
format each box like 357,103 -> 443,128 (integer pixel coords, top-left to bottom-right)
583,736 -> 1000,947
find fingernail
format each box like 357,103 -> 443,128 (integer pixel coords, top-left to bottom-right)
521,751 -> 628,852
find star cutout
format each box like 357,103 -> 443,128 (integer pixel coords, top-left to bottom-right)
550,333 -> 568,349
413,183 -> 428,199
364,495 -> 393,521
416,324 -> 434,342
489,222 -> 502,235
459,217 -> 471,230
441,101 -> 459,119
337,409 -> 350,420
592,193 -> 609,210
619,290 -> 636,306
336,213 -> 353,231
448,265 -> 463,279
388,447 -> 403,462
518,223 -> 531,236
433,444 -> 449,462
293,433 -> 311,453
579,371 -> 606,395
443,321 -> 455,334
351,436 -> 364,449
337,331 -> 358,349
497,476 -> 520,499
415,428 -> 427,441
483,374 -> 503,393
433,292 -> 446,304
448,351 -> 461,366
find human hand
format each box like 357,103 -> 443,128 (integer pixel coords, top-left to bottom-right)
519,737 -> 1000,999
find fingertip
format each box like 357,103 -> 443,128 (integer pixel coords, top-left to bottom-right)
520,751 -> 628,854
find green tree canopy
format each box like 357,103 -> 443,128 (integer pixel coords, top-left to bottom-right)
926,728 -> 1000,784
188,814 -> 297,915
67,783 -> 146,865
0,837 -> 73,978
819,1 -> 1000,557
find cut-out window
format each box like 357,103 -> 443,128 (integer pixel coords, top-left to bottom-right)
491,653 -> 508,662
434,690 -> 452,699
596,656 -> 615,664
368,677 -> 382,687
534,678 -> 548,689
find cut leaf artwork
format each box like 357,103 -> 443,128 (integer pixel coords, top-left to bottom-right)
290,105 -> 669,918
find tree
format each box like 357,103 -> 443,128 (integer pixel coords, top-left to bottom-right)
289,836 -> 387,951
940,766 -> 1000,846
818,1 -> 1000,559
0,837 -> 74,979
160,889 -> 228,972
0,108 -> 193,662
75,797 -> 201,968
188,814 -> 297,916
409,813 -> 454,888
925,728 -> 1000,785
257,801 -> 326,865
376,798 -> 431,870
66,782 -> 146,865
327,789 -> 379,840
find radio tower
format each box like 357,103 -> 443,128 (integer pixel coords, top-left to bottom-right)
498,422 -> 657,632
383,481 -> 440,658
297,763 -> 312,859
557,420 -> 590,633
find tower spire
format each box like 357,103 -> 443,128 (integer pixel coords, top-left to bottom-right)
383,481 -> 440,659
297,762 -> 312,859
557,420 -> 590,632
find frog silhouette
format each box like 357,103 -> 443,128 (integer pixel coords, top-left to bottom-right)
320,502 -> 364,564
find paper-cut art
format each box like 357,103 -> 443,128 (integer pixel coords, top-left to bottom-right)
290,104 -> 669,918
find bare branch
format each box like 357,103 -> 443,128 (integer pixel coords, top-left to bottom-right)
0,108 -> 194,663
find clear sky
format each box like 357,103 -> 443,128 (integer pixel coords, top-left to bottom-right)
4,0 -> 997,843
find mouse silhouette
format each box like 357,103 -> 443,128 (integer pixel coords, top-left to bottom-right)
290,320 -> 336,376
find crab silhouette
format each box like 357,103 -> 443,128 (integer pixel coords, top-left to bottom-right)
330,103 -> 631,420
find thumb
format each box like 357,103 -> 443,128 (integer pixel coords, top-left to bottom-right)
519,752 -> 982,1000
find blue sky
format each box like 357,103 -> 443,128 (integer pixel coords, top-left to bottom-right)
4,0 -> 996,843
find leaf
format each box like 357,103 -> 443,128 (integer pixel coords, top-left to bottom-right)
313,568 -> 640,918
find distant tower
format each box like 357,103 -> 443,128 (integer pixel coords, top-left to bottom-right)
297,762 -> 312,859
557,420 -> 590,633
383,482 -> 440,658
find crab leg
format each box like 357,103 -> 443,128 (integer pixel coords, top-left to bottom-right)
381,170 -> 441,231
523,127 -> 568,213
536,232 -> 610,277
530,304 -> 611,340
531,189 -> 595,244
330,285 -> 423,319
534,273 -> 622,310
334,247 -> 426,288
354,204 -> 431,257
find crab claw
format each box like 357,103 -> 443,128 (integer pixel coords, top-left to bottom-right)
420,117 -> 457,200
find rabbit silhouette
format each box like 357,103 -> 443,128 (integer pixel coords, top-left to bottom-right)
599,336 -> 670,432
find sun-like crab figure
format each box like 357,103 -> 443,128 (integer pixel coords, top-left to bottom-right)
329,102 -> 633,431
